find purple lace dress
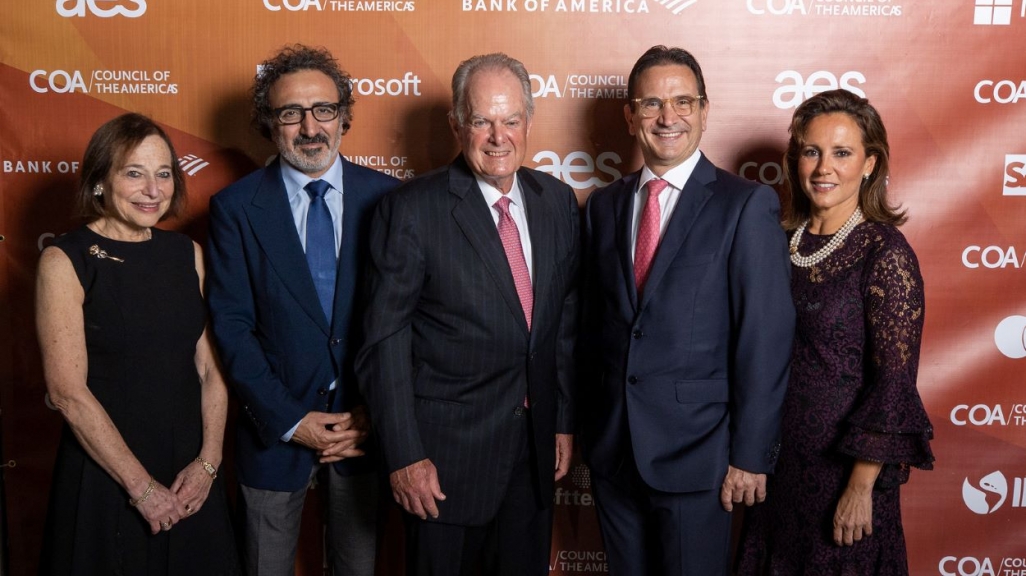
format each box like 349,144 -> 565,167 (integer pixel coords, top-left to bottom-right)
736,222 -> 934,576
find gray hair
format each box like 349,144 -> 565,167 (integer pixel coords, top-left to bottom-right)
449,53 -> 534,126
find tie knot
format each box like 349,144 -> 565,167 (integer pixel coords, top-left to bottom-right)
494,195 -> 513,216
305,179 -> 331,200
646,178 -> 669,197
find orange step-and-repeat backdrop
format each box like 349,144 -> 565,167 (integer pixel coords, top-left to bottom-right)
3,1 -> 1026,575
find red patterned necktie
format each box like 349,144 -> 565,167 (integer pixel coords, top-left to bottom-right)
494,196 -> 533,331
634,178 -> 668,293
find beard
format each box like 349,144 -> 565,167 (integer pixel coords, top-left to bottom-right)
275,124 -> 343,175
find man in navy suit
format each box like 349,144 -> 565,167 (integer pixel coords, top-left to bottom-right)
355,53 -> 578,576
207,44 -> 398,576
577,46 -> 795,575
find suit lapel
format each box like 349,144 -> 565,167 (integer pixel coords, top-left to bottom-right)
520,169 -> 553,338
638,155 -> 716,311
245,159 -> 330,333
332,159 -> 366,335
615,172 -> 642,311
448,157 -> 531,335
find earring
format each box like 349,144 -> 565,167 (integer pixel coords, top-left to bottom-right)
862,174 -> 870,181
93,184 -> 104,197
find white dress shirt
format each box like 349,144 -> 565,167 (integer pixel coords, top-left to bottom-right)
630,149 -> 702,261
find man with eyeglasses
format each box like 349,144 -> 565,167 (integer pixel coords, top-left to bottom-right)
206,44 -> 398,576
577,45 -> 795,575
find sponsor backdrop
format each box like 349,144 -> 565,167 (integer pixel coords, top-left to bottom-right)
2,1 -> 1026,574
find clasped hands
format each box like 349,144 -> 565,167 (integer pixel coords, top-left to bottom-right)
292,407 -> 371,463
135,459 -> 216,534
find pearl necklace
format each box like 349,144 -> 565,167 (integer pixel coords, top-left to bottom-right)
789,207 -> 863,268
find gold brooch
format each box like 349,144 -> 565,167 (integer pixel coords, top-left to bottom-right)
88,244 -> 124,263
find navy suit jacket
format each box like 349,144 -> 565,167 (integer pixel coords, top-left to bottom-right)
207,156 -> 398,491
578,154 -> 795,493
355,155 -> 578,526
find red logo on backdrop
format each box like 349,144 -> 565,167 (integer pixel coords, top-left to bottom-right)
1004,155 -> 1026,195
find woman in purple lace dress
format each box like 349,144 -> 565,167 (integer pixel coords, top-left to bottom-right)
736,90 -> 934,576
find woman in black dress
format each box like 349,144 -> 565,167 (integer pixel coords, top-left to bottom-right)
36,113 -> 237,575
736,90 -> 934,575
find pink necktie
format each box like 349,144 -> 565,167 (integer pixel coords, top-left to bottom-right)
634,178 -> 668,293
494,196 -> 533,331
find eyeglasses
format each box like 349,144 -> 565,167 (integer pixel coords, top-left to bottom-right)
272,102 -> 344,125
630,95 -> 704,118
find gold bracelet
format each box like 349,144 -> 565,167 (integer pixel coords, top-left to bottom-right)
129,477 -> 155,507
195,457 -> 217,480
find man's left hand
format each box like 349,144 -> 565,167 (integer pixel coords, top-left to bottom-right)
554,433 -> 573,481
720,465 -> 767,511
318,407 -> 371,463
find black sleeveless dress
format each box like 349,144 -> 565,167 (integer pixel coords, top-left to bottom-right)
41,225 -> 238,576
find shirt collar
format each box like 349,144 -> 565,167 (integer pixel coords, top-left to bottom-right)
637,149 -> 702,193
476,173 -> 525,210
281,154 -> 344,202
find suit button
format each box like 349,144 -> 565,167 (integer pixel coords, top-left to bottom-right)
317,388 -> 327,396
632,329 -> 643,339
627,375 -> 638,385
513,406 -> 526,417
330,338 -> 342,346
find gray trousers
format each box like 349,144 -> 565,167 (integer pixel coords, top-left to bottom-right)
240,466 -> 379,576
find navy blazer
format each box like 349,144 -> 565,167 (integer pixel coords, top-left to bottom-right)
207,156 -> 398,491
355,155 -> 578,526
578,154 -> 795,493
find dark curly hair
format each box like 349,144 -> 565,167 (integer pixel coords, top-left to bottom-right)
251,44 -> 354,139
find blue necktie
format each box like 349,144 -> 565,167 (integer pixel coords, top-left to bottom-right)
304,179 -> 336,322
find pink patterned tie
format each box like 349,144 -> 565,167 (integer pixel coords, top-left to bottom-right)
634,178 -> 668,293
494,196 -> 533,331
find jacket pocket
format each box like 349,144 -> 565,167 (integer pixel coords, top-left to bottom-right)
674,379 -> 728,403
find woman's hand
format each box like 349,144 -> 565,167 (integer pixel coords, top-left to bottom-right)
170,460 -> 215,519
833,460 -> 883,546
833,484 -> 872,545
134,480 -> 187,534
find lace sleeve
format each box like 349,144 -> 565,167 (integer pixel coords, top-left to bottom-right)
836,227 -> 934,485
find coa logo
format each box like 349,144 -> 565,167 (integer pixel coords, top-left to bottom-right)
30,70 -> 87,93
531,74 -> 562,98
739,161 -> 784,185
974,80 -> 1026,104
949,404 -> 1024,426
963,471 -> 1008,514
57,0 -> 147,17
1004,154 -> 1026,195
961,246 -> 1026,269
263,0 -> 323,10
747,0 -> 808,15
772,70 -> 866,109
939,556 -> 996,576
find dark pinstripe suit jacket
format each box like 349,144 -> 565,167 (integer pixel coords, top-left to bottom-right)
355,155 -> 578,526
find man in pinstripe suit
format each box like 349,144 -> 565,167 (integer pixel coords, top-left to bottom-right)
355,53 -> 578,576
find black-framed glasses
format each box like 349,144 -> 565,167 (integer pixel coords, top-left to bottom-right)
630,95 -> 704,118
272,102 -> 344,125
